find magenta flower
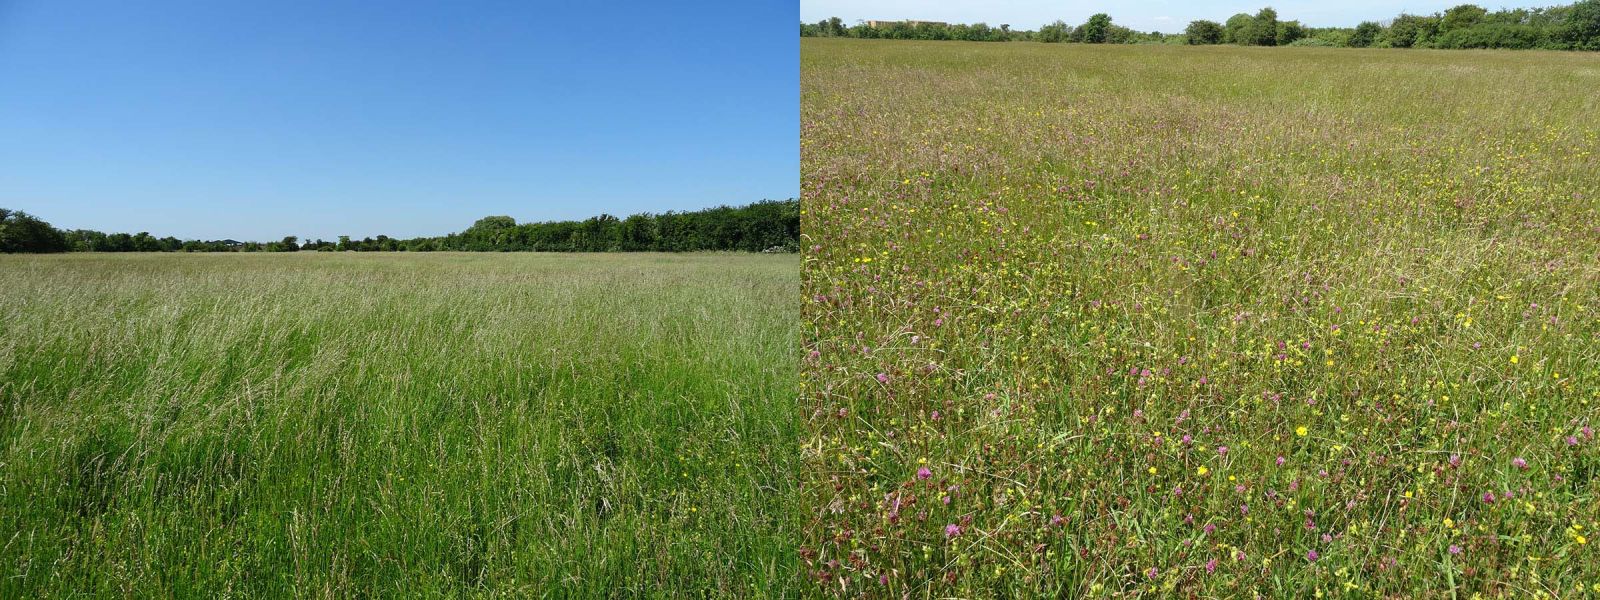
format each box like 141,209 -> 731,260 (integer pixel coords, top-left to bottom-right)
1217,446 -> 1229,456
1481,492 -> 1496,504
916,467 -> 932,480
1512,457 -> 1528,470
1145,566 -> 1158,579
1205,558 -> 1218,574
944,523 -> 962,537
1449,545 -> 1462,555
1306,549 -> 1319,562
875,373 -> 889,384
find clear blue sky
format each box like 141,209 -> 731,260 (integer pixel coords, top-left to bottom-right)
0,1 -> 797,242
802,0 -> 1566,35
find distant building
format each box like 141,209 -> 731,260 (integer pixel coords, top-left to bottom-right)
866,20 -> 949,28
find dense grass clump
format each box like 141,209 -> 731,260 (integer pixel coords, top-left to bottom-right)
801,40 -> 1600,597
0,252 -> 796,598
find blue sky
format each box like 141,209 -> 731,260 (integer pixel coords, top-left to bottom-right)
801,0 -> 1567,35
0,1 -> 797,241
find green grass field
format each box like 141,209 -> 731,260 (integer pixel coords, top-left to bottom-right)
801,40 -> 1600,597
0,252 -> 796,598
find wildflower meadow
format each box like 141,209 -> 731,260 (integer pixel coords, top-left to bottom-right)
801,39 -> 1600,597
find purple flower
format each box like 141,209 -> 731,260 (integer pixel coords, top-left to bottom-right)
944,523 -> 962,537
1205,558 -> 1218,574
1449,545 -> 1462,555
1145,566 -> 1158,579
1512,457 -> 1528,470
1276,455 -> 1286,466
1449,454 -> 1462,467
916,467 -> 932,480
1481,492 -> 1496,504
1216,446 -> 1229,456
876,373 -> 889,384
1306,549 -> 1319,562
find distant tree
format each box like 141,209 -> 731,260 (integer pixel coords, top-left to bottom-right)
818,17 -> 847,37
337,235 -> 352,251
618,214 -> 658,251
1223,13 -> 1254,43
1387,14 -> 1439,47
1038,20 -> 1072,42
1238,7 -> 1278,46
0,208 -> 70,253
1079,13 -> 1113,43
1441,4 -> 1489,32
1564,0 -> 1600,50
1186,20 -> 1225,44
464,215 -> 519,250
1350,21 -> 1383,47
1276,20 -> 1306,45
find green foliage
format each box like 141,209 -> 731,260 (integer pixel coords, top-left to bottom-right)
1078,13 -> 1113,43
801,0 -> 1600,51
1286,36 -> 1339,47
1387,14 -> 1440,47
1037,20 -> 1072,43
1563,0 -> 1600,49
1350,21 -> 1384,47
1276,19 -> 1307,45
0,209 -> 70,253
1224,13 -> 1255,43
1442,4 -> 1490,31
1242,7 -> 1280,46
18,200 -> 799,254
1433,22 -> 1550,48
1185,19 -> 1225,44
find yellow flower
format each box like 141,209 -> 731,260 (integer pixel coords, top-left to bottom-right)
1296,426 -> 1309,437
1148,466 -> 1158,475
1197,466 -> 1210,476
1578,535 -> 1588,545
1510,355 -> 1519,364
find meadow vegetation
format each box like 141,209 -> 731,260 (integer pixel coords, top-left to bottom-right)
801,39 -> 1600,597
0,252 -> 796,597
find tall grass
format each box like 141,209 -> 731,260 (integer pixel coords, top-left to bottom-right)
0,252 -> 796,598
801,39 -> 1599,597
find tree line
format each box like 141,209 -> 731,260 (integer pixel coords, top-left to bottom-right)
0,199 -> 799,254
802,0 -> 1600,50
